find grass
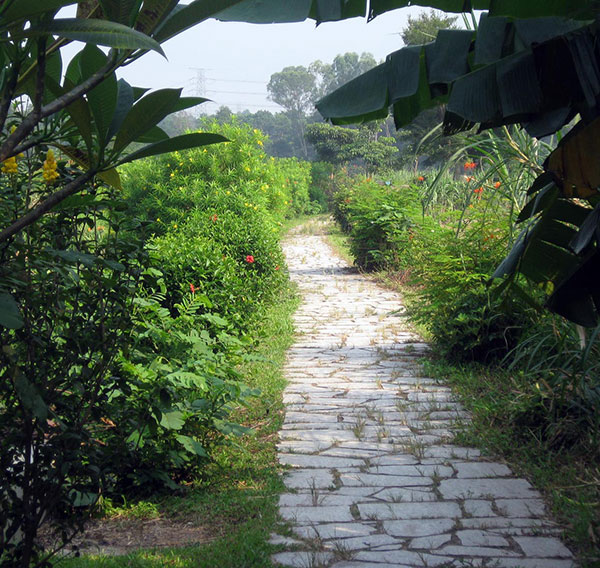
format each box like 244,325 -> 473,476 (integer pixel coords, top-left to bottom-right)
57,282 -> 300,568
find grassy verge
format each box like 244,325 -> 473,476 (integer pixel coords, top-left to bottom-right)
58,282 -> 300,568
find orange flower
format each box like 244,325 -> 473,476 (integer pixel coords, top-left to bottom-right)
473,186 -> 484,199
464,161 -> 477,170
494,181 -> 501,188
464,176 -> 474,182
417,176 -> 425,182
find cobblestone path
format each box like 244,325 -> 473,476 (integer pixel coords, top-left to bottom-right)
271,227 -> 575,568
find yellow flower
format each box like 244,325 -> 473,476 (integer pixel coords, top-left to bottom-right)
42,149 -> 59,183
226,190 -> 231,195
245,166 -> 251,172
156,218 -> 161,222
257,140 -> 263,146
1,156 -> 18,174
173,223 -> 178,228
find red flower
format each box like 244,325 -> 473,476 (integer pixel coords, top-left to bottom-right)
190,283 -> 196,294
464,161 -> 477,170
464,176 -> 474,182
473,186 -> 484,199
245,255 -> 255,263
275,265 -> 280,270
211,214 -> 218,222
417,176 -> 425,182
494,181 -> 501,188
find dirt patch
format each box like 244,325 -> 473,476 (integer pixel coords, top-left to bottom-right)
45,518 -> 217,557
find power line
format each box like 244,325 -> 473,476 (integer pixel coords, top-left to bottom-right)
205,77 -> 266,85
205,89 -> 267,95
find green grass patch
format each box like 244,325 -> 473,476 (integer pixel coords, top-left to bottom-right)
57,283 -> 300,568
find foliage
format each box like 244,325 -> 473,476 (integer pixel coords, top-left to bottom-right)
401,9 -> 458,46
306,121 -> 398,174
0,177 -> 148,565
267,66 -> 316,116
310,52 -> 378,98
311,2 -> 600,326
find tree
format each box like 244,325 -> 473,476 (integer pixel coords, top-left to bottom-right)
267,66 -> 316,158
401,9 -> 458,46
267,66 -> 316,115
306,122 -> 398,174
311,52 -> 378,97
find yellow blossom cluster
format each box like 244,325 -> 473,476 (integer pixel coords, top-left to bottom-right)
1,155 -> 18,174
42,149 -> 59,183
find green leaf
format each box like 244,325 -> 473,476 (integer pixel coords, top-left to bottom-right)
98,167 -> 122,190
170,96 -> 210,113
99,0 -> 142,25
107,79 -> 134,141
316,63 -> 389,124
176,434 -> 208,457
160,410 -> 185,430
80,44 -> 117,145
24,18 -> 165,55
112,88 -> 182,152
115,132 -> 227,166
135,0 -> 179,35
0,293 -> 23,329
1,0 -> 76,25
154,0 -> 243,43
14,373 -> 48,421
135,125 -> 169,144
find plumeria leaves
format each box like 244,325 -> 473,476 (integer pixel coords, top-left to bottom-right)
0,293 -> 24,329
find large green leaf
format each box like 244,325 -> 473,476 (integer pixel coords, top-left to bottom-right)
115,132 -> 227,166
1,0 -> 76,25
80,44 -> 118,145
154,0 -> 243,43
98,0 -> 142,26
112,88 -> 182,152
135,0 -> 179,35
316,63 -> 389,125
24,18 -> 165,55
0,293 -> 23,329
106,79 -> 134,141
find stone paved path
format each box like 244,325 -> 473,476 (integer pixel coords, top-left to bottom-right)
271,226 -> 575,568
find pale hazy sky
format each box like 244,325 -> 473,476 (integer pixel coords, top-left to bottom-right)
95,8 -> 426,114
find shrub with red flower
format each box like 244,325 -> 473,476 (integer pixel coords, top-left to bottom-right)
245,255 -> 255,263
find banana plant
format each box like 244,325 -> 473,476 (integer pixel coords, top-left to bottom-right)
218,0 -> 600,326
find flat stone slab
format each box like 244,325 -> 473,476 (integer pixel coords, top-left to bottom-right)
272,229 -> 575,568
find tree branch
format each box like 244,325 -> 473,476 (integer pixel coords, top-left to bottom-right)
0,170 -> 96,243
0,59 -> 21,135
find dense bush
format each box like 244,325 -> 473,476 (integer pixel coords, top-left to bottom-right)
1,120 -> 311,563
